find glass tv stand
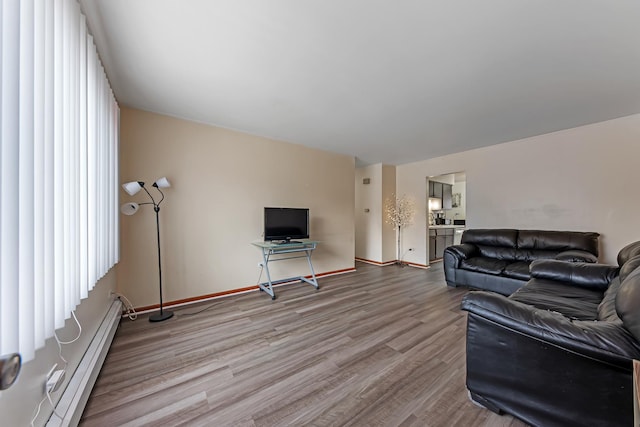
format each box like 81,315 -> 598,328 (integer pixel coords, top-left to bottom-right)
251,239 -> 319,299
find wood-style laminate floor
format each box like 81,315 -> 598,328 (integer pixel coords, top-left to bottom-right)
80,262 -> 529,427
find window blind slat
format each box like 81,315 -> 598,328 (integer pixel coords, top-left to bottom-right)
1,0 -> 22,357
33,0 -> 46,352
18,0 -> 36,362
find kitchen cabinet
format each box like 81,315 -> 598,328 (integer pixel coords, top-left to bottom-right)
428,181 -> 439,197
442,183 -> 452,210
433,182 -> 443,198
428,181 -> 452,209
429,229 -> 436,261
435,228 -> 454,258
429,227 -> 454,261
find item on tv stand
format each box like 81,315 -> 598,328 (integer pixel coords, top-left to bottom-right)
264,207 -> 309,242
275,239 -> 302,245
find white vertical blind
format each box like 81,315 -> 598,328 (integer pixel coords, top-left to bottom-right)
1,0 -> 21,358
0,0 -> 119,362
18,0 -> 36,357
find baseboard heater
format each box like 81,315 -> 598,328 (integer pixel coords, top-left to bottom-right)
46,299 -> 122,427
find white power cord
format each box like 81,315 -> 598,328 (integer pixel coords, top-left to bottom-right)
30,396 -> 46,427
30,381 -> 67,426
45,389 -> 65,419
30,311 -> 82,426
55,311 -> 82,344
52,310 -> 82,370
112,292 -> 138,320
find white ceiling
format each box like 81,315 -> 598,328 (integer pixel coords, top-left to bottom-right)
80,0 -> 640,166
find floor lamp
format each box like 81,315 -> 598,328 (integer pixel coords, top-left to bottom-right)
121,177 -> 174,322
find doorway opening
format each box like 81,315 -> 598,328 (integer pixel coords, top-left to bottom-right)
427,172 -> 466,263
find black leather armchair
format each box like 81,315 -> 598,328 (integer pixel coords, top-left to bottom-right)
461,241 -> 640,427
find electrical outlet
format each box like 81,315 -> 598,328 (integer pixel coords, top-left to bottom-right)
46,369 -> 66,393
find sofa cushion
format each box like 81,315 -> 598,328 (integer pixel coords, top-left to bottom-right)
598,277 -> 622,322
502,261 -> 531,280
460,257 -> 508,275
617,241 -> 640,266
461,229 -> 518,248
529,259 -> 618,291
514,249 -> 560,262
511,278 -> 603,321
517,230 -> 599,256
615,267 -> 640,341
476,245 -> 517,260
619,255 -> 640,283
555,250 -> 598,263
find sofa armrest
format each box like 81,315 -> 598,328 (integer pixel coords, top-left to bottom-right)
443,243 -> 477,265
555,249 -> 598,263
444,244 -> 477,287
461,291 -> 640,365
529,259 -> 618,291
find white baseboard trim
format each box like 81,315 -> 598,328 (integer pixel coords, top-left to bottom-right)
46,299 -> 122,427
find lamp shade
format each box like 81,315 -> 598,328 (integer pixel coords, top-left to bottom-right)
120,202 -> 140,216
154,177 -> 171,188
122,181 -> 143,196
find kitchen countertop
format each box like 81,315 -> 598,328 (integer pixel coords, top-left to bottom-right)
428,225 -> 466,229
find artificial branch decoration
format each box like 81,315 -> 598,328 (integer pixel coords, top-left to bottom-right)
385,194 -> 416,265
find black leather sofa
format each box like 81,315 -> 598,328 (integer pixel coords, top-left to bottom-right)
444,229 -> 599,295
461,241 -> 640,427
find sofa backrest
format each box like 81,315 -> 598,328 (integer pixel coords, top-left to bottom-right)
517,230 -> 599,256
615,259 -> 640,341
461,229 -> 518,247
461,229 -> 599,262
461,229 -> 518,260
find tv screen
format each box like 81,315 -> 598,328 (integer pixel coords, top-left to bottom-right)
264,207 -> 309,242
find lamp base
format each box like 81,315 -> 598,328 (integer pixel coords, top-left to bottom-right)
149,310 -> 174,322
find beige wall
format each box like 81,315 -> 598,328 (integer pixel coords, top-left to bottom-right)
355,165 -> 382,261
355,164 -> 396,263
398,113 -> 640,266
0,270 -> 117,426
381,165 -> 397,262
119,108 -> 355,307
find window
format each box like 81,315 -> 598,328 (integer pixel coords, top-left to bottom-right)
0,0 -> 119,362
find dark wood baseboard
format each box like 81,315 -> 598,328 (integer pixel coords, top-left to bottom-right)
355,257 -> 430,269
132,266 -> 357,313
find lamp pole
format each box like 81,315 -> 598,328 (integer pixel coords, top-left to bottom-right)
147,185 -> 173,322
149,203 -> 172,322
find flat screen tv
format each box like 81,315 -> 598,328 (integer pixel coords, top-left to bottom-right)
264,207 -> 309,242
